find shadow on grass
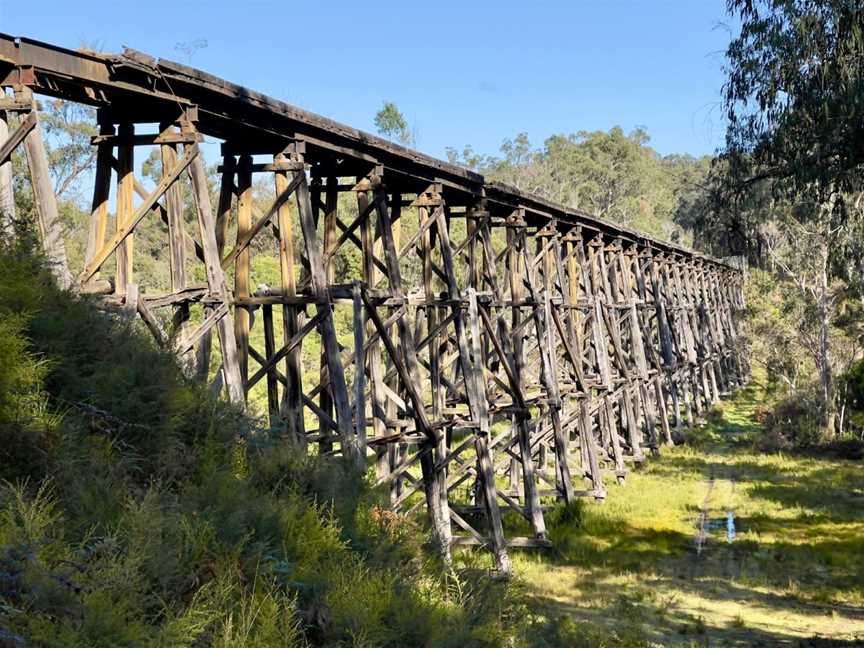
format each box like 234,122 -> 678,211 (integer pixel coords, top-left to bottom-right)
529,587 -> 864,647
643,445 -> 864,523
516,381 -> 864,645
525,517 -> 864,645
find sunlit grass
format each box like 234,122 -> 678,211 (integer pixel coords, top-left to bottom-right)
513,378 -> 864,645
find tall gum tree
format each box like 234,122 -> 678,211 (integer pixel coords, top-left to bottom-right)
722,0 -> 864,437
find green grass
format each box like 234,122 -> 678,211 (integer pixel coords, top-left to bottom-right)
514,379 -> 864,646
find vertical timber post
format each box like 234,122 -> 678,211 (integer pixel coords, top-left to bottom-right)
186,130 -> 244,405
275,153 -> 305,446
0,107 -> 15,238
16,87 -> 73,289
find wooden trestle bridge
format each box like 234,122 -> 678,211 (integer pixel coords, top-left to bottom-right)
0,35 -> 748,574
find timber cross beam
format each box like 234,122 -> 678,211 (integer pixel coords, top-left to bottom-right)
0,34 -> 749,574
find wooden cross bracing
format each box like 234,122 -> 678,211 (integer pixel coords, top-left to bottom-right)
0,38 -> 750,575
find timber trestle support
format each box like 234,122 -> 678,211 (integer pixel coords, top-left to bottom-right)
0,35 -> 749,575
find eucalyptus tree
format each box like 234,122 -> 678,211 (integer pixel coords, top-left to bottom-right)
722,0 -> 864,436
5,100 -> 96,269
374,101 -> 414,147
448,128 -> 691,239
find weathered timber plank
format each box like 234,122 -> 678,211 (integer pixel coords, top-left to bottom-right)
187,146 -> 244,404
16,89 -> 73,288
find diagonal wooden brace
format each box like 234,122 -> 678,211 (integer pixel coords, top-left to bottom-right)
0,111 -> 36,166
81,144 -> 199,282
220,170 -> 303,270
173,301 -> 229,356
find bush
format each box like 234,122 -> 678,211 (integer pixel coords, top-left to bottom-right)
0,236 -> 527,646
755,388 -> 824,450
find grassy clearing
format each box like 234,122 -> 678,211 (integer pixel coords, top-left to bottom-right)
514,380 -> 864,646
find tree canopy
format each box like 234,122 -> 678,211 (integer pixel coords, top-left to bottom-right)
448,127 -> 709,242
724,0 -> 864,195
374,101 -> 413,146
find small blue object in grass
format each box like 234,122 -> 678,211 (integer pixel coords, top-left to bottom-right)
726,511 -> 736,543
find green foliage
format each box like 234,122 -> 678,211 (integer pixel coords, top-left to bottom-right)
745,264 -> 864,447
746,268 -> 812,392
0,238 -> 528,646
840,357 -> 864,414
670,157 -> 769,261
528,614 -> 652,648
542,127 -> 655,222
0,237 -> 60,481
38,99 -> 97,202
724,0 -> 864,197
374,101 -> 413,146
756,387 -> 825,449
447,127 -> 706,241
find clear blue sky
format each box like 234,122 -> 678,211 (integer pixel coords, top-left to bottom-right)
0,1 -> 735,160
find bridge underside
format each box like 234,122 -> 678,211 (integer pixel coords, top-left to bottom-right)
0,35 -> 748,573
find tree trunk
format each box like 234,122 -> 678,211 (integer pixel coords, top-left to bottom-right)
817,246 -> 836,440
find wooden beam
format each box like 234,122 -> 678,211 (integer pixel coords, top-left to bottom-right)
187,144 -> 244,404
275,155 -> 305,444
0,111 -> 15,238
81,144 -> 198,282
295,165 -> 358,466
16,89 -> 73,289
234,154 -> 253,387
84,121 -> 113,274
0,110 -> 35,166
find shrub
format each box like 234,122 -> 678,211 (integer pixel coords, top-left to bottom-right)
0,237 -> 528,646
756,388 -> 824,450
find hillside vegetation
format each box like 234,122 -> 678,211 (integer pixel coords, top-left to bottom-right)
0,236 -> 532,647
5,236 -> 864,647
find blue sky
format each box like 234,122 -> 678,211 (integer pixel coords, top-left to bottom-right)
0,1 -> 735,160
